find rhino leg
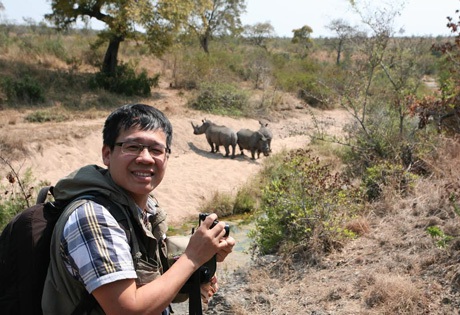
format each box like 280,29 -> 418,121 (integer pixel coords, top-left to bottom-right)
238,144 -> 245,155
224,145 -> 230,157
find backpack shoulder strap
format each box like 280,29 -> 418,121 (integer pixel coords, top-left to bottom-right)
90,195 -> 142,261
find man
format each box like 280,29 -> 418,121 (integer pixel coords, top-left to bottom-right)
42,103 -> 235,314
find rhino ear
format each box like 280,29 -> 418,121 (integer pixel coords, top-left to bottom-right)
259,120 -> 268,127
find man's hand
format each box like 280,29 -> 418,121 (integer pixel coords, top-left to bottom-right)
200,275 -> 218,310
216,235 -> 235,262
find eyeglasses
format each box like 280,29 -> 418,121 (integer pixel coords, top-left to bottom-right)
115,141 -> 170,159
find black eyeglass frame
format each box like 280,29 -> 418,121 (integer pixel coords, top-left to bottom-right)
115,141 -> 171,158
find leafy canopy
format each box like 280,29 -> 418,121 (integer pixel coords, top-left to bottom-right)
46,0 -> 194,55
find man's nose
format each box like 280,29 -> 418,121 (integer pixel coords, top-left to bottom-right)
138,147 -> 154,160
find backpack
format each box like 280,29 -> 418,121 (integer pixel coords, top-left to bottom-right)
0,186 -> 140,315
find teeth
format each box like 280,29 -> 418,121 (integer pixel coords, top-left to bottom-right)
133,172 -> 152,177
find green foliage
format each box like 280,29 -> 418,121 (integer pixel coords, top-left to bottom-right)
340,101 -> 420,177
89,63 -> 159,97
25,109 -> 69,123
47,0 -> 194,72
0,168 -> 35,230
42,36 -> 68,60
272,57 -> 331,107
426,226 -> 452,248
449,193 -> 460,217
291,25 -> 313,53
188,82 -> 249,116
0,25 -> 13,52
187,0 -> 246,53
250,148 -> 365,258
171,44 -> 243,89
1,75 -> 45,104
197,191 -> 234,218
233,188 -> 258,215
361,162 -> 417,201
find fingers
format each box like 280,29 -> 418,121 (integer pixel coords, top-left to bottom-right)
216,236 -> 235,262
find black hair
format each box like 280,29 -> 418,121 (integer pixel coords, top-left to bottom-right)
103,104 -> 173,151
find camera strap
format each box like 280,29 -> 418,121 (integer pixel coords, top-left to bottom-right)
189,268 -> 203,315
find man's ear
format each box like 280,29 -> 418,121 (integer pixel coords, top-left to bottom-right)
102,144 -> 111,166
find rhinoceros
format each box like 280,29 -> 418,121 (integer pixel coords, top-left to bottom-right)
236,128 -> 270,160
258,120 -> 273,152
191,119 -> 237,158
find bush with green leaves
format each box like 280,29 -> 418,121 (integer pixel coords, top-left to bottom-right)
188,82 -> 249,116
233,185 -> 259,215
250,148 -> 365,260
89,62 -> 159,97
362,161 -> 418,201
272,57 -> 332,107
25,109 -> 69,123
0,167 -> 35,230
1,75 -> 45,104
197,191 -> 234,218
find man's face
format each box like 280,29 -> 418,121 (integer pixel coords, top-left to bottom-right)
102,126 -> 168,207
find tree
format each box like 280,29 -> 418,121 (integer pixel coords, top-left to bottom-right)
318,1 -> 431,180
413,7 -> 460,135
187,0 -> 246,54
243,22 -> 275,50
46,0 -> 193,75
326,19 -> 356,65
291,25 -> 313,57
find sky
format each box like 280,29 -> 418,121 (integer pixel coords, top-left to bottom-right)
0,0 -> 459,37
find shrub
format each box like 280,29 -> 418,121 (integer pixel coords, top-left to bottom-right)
250,148 -> 365,260
89,63 -> 159,97
362,161 -> 418,201
233,188 -> 258,215
197,191 -> 234,218
0,167 -> 34,230
1,75 -> 45,104
25,109 -> 69,123
188,82 -> 249,116
272,57 -> 332,107
42,36 -> 67,60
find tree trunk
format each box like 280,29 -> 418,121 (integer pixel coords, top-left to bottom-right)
102,36 -> 123,75
336,39 -> 344,65
199,35 -> 210,54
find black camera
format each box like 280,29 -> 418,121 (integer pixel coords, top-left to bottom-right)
199,213 -> 230,237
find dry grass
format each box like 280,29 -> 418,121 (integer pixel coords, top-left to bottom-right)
363,274 -> 426,314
